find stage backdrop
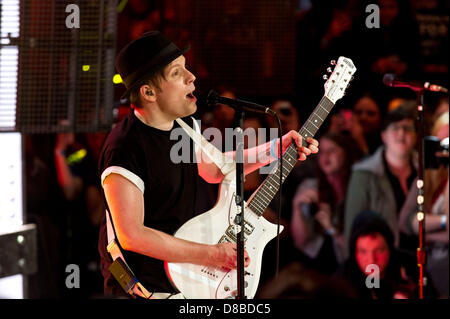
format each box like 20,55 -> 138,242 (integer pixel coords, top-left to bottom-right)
14,0 -> 117,133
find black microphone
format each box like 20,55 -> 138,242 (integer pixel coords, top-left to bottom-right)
205,90 -> 276,115
383,73 -> 448,93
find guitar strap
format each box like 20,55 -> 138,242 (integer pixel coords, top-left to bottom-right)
105,117 -> 231,299
175,117 -> 235,176
105,210 -> 154,298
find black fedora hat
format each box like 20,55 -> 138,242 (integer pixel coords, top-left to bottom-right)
116,31 -> 190,98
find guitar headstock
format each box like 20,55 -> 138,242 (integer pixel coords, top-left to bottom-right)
323,57 -> 356,103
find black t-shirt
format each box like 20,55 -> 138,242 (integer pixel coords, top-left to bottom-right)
98,110 -> 199,295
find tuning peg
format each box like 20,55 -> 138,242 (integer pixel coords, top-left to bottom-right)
350,76 -> 355,82
323,75 -> 328,80
327,67 -> 332,73
330,60 -> 336,65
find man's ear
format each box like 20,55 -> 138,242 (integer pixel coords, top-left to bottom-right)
140,84 -> 156,102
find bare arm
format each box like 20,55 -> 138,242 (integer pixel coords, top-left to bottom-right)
411,214 -> 447,234
103,173 -> 249,268
426,231 -> 449,244
54,132 -> 83,201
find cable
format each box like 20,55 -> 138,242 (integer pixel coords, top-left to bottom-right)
274,114 -> 282,278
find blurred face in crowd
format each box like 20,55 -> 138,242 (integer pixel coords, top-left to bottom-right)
356,233 -> 390,278
318,137 -> 346,175
243,117 -> 263,149
379,0 -> 399,26
328,109 -> 353,134
353,97 -> 381,135
269,100 -> 300,132
214,90 -> 235,124
381,118 -> 416,158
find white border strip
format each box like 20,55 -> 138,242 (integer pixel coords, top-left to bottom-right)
101,166 -> 145,193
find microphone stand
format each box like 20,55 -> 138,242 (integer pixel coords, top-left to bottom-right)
415,89 -> 426,299
234,110 -> 246,299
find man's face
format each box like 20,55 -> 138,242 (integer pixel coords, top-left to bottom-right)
154,55 -> 197,119
355,233 -> 390,277
381,118 -> 416,158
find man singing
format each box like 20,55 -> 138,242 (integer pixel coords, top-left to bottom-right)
98,31 -> 319,298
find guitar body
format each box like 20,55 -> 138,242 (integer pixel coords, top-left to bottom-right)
165,170 -> 282,299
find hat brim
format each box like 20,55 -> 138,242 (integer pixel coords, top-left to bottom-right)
120,45 -> 190,100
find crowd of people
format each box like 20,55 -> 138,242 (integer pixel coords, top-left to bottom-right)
21,0 -> 448,299
198,90 -> 449,299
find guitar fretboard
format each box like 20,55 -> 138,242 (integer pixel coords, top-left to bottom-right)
247,96 -> 335,216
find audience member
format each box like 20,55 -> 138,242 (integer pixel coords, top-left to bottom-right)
265,99 -> 301,133
337,210 -> 421,299
325,92 -> 384,157
351,93 -> 384,156
53,131 -> 106,297
291,132 -> 360,274
344,103 -> 418,253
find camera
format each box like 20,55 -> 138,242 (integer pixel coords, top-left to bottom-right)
424,136 -> 449,169
300,202 -> 319,218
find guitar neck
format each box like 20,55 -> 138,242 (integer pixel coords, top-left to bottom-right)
247,96 -> 335,216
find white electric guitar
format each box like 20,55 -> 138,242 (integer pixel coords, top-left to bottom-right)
165,56 -> 357,299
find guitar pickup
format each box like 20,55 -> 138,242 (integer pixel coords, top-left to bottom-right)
225,225 -> 247,242
219,235 -> 233,243
233,216 -> 255,235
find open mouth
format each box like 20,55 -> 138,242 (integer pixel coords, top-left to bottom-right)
186,92 -> 196,102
